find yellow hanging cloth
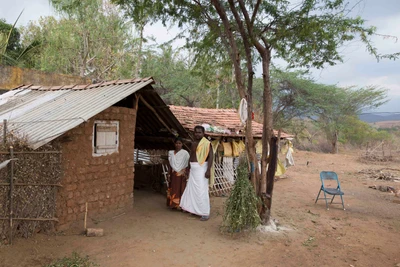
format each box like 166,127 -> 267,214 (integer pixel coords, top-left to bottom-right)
255,140 -> 263,154
222,142 -> 233,157
275,159 -> 286,176
211,140 -> 220,154
232,141 -> 240,157
238,140 -> 245,153
281,139 -> 294,155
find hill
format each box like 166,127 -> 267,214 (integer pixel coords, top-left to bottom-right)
371,120 -> 400,128
359,112 -> 400,123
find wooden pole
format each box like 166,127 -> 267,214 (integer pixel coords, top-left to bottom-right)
3,119 -> 7,146
84,202 -> 88,230
9,146 -> 14,245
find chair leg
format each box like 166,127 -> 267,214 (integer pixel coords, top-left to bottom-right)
322,191 -> 329,210
340,194 -> 345,210
330,195 -> 336,204
315,189 -> 322,203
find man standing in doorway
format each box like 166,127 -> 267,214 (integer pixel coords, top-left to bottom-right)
180,125 -> 213,221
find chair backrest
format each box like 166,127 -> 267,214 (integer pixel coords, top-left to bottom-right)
320,171 -> 338,181
320,171 -> 340,188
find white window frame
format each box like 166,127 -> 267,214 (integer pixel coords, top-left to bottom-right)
93,120 -> 119,156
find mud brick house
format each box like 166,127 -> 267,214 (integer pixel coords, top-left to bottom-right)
0,78 -> 188,231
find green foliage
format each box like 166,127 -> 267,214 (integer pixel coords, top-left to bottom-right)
253,67 -> 388,151
0,19 -> 21,52
111,0 -> 161,27
44,252 -> 98,267
141,45 -> 206,106
20,1 -> 137,79
140,45 -> 238,108
0,16 -> 23,65
253,68 -> 321,128
112,0 -> 398,73
222,157 -> 260,233
340,116 -> 392,146
310,85 -> 387,152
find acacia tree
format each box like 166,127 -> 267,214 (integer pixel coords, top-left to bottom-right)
114,0 -> 398,224
141,45 -> 218,107
29,0 -> 137,79
110,0 -> 167,77
309,84 -> 387,153
253,69 -> 387,152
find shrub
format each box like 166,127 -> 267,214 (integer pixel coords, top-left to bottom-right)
44,252 -> 98,267
222,156 -> 260,233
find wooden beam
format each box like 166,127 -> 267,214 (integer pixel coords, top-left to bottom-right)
138,95 -> 175,136
137,95 -> 191,151
135,136 -> 174,143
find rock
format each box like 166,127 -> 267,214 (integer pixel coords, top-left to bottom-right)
86,228 -> 104,237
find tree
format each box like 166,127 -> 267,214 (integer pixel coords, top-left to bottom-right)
340,116 -> 391,148
113,0 -> 398,225
0,18 -> 22,65
253,68 -> 320,128
110,0 -> 166,77
20,0 -> 137,79
310,84 -> 387,153
141,45 -> 213,107
255,69 -> 387,153
0,19 -> 21,52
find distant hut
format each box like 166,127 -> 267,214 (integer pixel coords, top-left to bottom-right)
169,106 -> 292,196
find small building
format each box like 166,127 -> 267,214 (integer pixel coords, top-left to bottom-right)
0,78 -> 188,236
169,105 -> 292,139
169,105 -> 292,195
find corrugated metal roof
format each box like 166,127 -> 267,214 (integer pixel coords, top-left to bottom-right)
0,78 -> 154,149
169,105 -> 293,139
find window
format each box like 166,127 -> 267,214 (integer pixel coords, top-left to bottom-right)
93,120 -> 119,156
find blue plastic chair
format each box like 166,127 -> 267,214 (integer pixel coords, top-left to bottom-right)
315,171 -> 345,210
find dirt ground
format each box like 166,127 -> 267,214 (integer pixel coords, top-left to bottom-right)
1,150 -> 400,267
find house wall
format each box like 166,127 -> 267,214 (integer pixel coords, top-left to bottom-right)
0,65 -> 90,90
56,106 -> 136,230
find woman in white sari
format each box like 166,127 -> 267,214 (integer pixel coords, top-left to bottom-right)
167,137 -> 190,209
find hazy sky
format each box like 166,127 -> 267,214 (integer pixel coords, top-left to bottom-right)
1,0 -> 399,112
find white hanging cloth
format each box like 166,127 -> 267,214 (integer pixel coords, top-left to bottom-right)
239,98 -> 248,124
0,159 -> 11,170
223,157 -> 235,185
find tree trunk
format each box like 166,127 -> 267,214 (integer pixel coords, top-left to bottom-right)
226,0 -> 259,192
233,0 -> 276,223
80,28 -> 89,78
259,49 -> 274,224
135,24 -> 144,78
331,131 -> 338,154
262,136 -> 278,222
211,0 -> 245,99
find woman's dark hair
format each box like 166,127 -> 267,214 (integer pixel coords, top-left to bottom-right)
174,136 -> 183,143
